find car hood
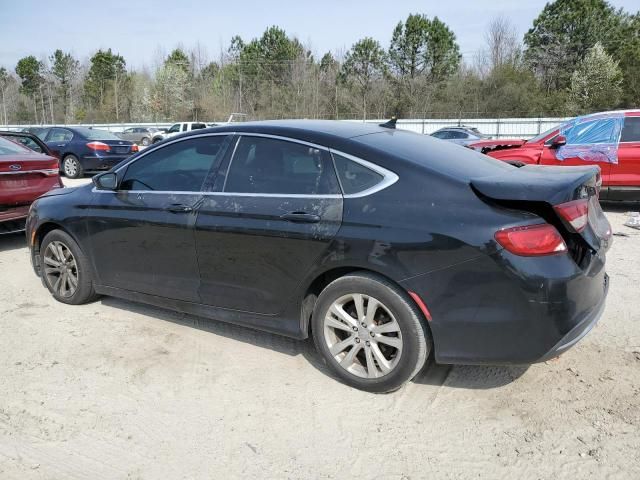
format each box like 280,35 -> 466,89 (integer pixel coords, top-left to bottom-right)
467,138 -> 527,150
40,186 -> 80,198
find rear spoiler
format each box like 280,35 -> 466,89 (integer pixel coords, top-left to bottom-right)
470,164 -> 601,205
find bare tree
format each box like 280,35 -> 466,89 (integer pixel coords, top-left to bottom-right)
485,16 -> 521,70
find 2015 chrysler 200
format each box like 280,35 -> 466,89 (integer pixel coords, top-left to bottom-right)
26,121 -> 611,392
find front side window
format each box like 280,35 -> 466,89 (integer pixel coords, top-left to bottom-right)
167,124 -> 181,133
224,136 -> 340,195
621,117 -> 640,142
563,118 -> 618,145
120,135 -> 229,192
332,154 -> 384,195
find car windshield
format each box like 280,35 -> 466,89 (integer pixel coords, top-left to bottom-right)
0,136 -> 32,155
75,128 -> 121,140
527,124 -> 562,144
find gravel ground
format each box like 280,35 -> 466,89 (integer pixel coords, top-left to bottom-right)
0,188 -> 638,479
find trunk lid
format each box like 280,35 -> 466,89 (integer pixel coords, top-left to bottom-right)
471,164 -> 611,255
0,154 -> 61,206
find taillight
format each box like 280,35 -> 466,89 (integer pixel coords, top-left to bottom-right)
554,198 -> 589,233
131,144 -> 139,152
495,224 -> 567,256
87,141 -> 110,152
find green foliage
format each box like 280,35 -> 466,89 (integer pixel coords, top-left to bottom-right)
524,0 -> 621,90
15,56 -> 43,97
568,43 -> 623,113
165,48 -> 191,73
609,13 -> 640,105
50,50 -> 79,120
341,38 -> 387,119
84,49 -> 126,108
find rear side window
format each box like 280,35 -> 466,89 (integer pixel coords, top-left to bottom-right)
120,135 -> 229,192
224,136 -> 340,195
621,117 -> 640,142
332,154 -> 383,195
192,123 -> 206,130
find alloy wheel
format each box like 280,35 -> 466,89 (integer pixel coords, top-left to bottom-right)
63,157 -> 78,177
43,241 -> 79,298
323,293 -> 403,379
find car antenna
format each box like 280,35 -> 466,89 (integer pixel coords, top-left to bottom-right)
379,116 -> 397,129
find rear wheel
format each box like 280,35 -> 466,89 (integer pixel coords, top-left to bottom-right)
141,137 -> 150,146
62,154 -> 83,178
40,230 -> 99,305
311,272 -> 430,393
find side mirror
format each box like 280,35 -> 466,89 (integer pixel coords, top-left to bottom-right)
551,135 -> 567,149
93,172 -> 118,190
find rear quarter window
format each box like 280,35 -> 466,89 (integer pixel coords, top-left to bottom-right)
332,154 -> 384,195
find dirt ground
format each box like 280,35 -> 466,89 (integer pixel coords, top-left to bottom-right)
0,185 -> 638,479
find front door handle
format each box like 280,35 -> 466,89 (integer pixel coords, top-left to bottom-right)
280,212 -> 321,223
167,203 -> 194,213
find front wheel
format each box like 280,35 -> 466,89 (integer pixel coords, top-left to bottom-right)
40,230 -> 99,305
311,272 -> 430,393
141,137 -> 150,146
62,155 -> 83,178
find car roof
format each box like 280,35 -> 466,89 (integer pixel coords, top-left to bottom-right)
189,119 -> 391,140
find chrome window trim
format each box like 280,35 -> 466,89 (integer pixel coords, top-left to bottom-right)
329,150 -> 399,199
0,169 -> 58,176
93,131 -> 398,199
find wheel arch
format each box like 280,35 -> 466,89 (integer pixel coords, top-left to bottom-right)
299,266 -> 433,339
32,221 -> 80,275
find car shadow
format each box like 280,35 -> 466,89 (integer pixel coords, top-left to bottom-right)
101,296 -> 527,390
0,232 -> 27,253
601,201 -> 640,213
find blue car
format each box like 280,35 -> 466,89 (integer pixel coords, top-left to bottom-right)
37,127 -> 137,178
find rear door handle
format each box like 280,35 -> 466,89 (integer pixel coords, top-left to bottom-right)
167,203 -> 194,213
280,212 -> 321,223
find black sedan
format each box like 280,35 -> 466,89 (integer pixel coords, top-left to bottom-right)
25,120 -> 611,392
37,126 -> 137,178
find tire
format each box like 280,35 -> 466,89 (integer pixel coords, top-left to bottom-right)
141,137 -> 150,146
152,137 -> 162,144
40,229 -> 99,305
311,272 -> 430,393
62,154 -> 83,179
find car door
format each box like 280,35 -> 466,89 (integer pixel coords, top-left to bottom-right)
85,134 -> 232,301
45,128 -> 73,159
194,134 -> 344,315
539,117 -> 614,193
610,115 -> 640,200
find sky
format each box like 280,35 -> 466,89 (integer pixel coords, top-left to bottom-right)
1,0 -> 638,69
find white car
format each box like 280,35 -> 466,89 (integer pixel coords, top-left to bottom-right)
151,122 -> 207,143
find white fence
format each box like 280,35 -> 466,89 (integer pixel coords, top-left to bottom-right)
0,117 -> 570,139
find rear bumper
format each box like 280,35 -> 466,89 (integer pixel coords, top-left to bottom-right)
538,275 -> 608,362
80,154 -> 129,171
401,248 -> 609,365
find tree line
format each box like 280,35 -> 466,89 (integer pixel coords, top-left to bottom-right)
0,0 -> 639,125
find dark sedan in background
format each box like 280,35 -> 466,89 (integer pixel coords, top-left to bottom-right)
26,120 -> 611,392
36,127 -> 138,178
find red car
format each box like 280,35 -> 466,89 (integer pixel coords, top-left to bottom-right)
468,110 -> 640,201
0,133 -> 62,234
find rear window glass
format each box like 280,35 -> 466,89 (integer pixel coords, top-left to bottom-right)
621,117 -> 640,142
75,128 -> 121,140
332,154 -> 383,194
0,136 -> 31,155
355,130 -> 513,179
